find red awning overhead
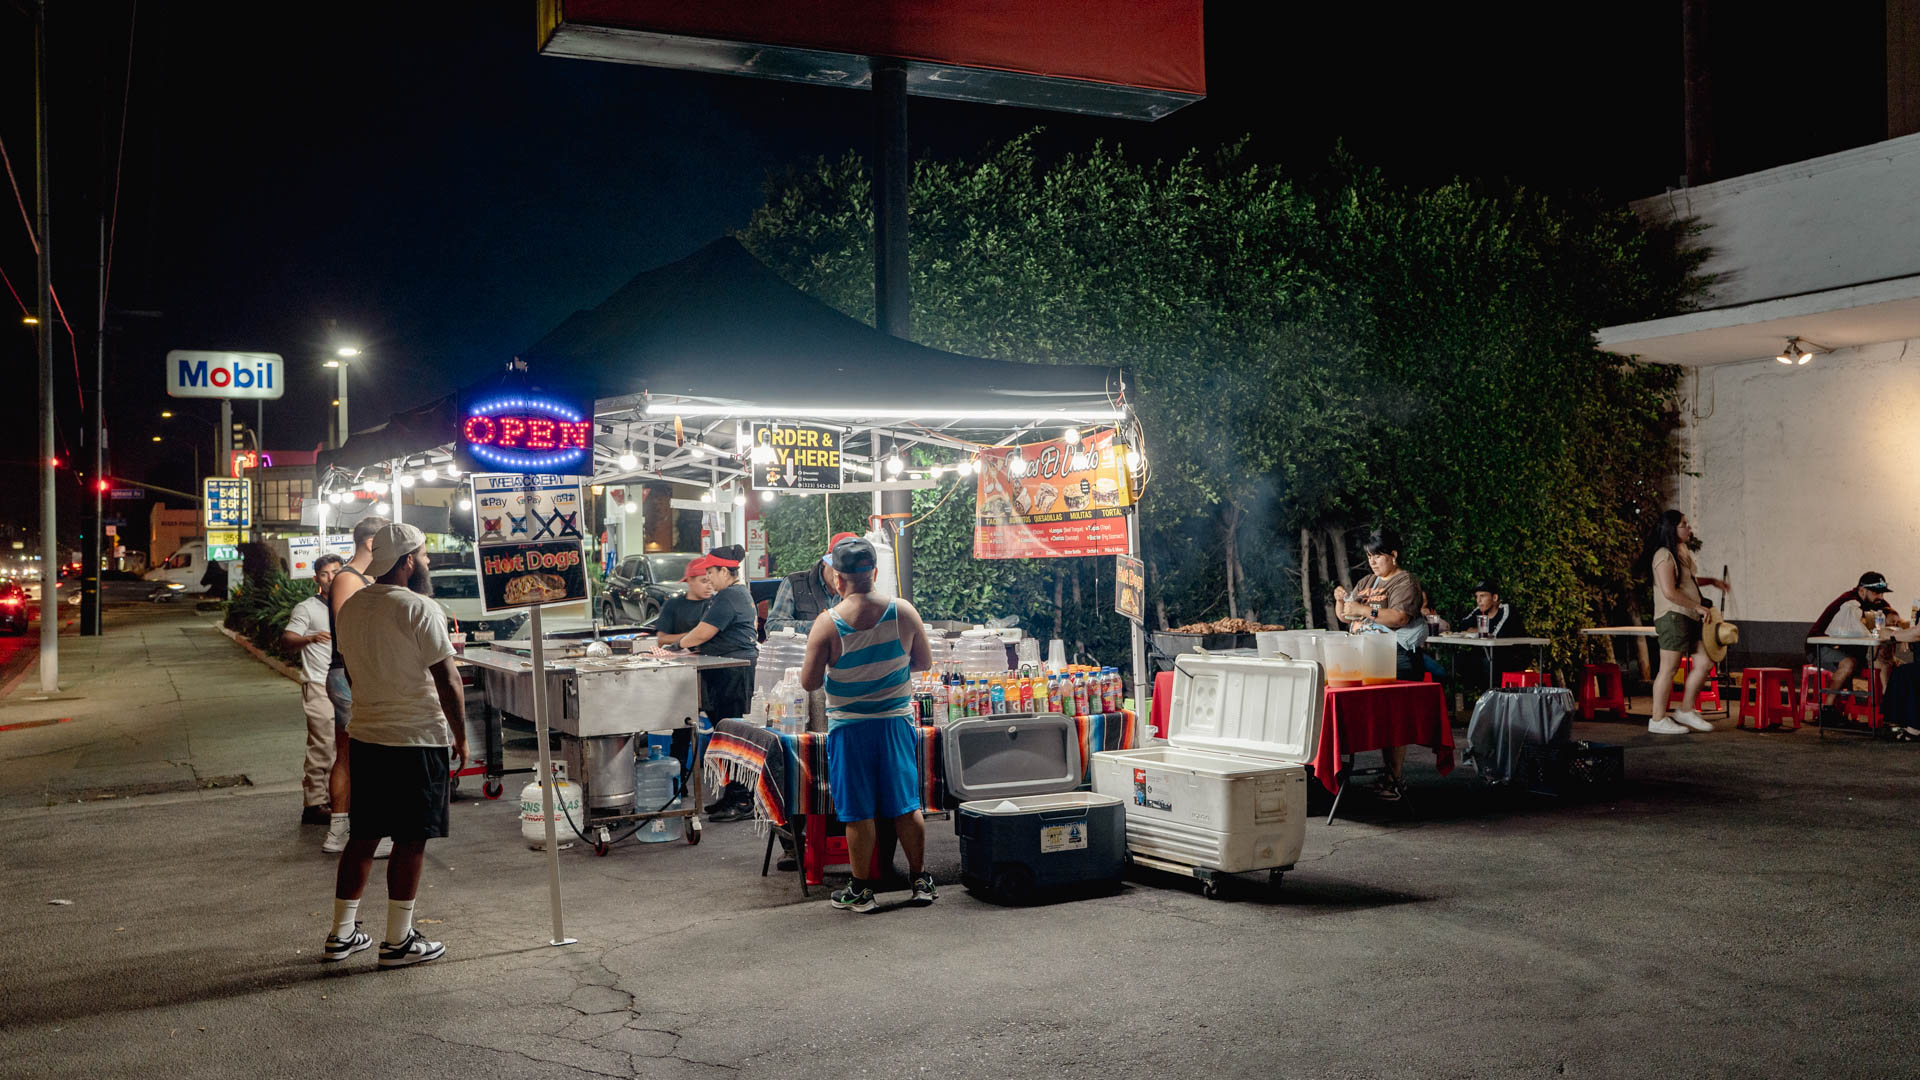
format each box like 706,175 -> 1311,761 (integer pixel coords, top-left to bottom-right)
536,0 -> 1205,120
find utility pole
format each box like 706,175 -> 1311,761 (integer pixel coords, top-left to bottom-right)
1682,0 -> 1714,186
35,0 -> 59,690
82,218 -> 104,636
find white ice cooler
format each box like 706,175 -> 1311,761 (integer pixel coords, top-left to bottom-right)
1091,653 -> 1323,874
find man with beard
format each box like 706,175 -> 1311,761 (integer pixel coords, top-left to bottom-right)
320,523 -> 467,968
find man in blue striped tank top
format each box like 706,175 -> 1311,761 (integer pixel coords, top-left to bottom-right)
800,537 -> 935,912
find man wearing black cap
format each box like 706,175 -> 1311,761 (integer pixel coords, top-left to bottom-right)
766,531 -> 852,633
1452,580 -> 1528,694
1809,571 -> 1901,723
800,536 -> 935,912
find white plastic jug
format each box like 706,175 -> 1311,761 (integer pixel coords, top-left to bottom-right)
1319,634 -> 1365,687
1357,631 -> 1397,684
632,745 -> 685,843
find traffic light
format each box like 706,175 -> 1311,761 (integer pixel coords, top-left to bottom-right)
96,479 -> 110,493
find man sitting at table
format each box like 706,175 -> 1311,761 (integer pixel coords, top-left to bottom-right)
800,537 -> 935,913
1809,571 -> 1901,724
1332,527 -> 1427,802
1446,580 -> 1530,695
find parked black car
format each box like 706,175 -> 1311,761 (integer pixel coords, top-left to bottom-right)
600,552 -> 702,626
0,581 -> 27,634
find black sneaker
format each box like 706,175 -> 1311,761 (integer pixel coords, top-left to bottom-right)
829,884 -> 878,913
708,801 -> 755,822
377,928 -> 446,969
301,805 -> 333,826
775,857 -> 798,872
910,872 -> 937,906
321,922 -> 372,963
1371,777 -> 1405,802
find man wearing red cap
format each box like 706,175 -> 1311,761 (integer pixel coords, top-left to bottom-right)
767,532 -> 854,632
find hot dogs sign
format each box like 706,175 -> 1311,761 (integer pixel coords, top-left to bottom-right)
974,430 -> 1135,560
470,473 -> 589,613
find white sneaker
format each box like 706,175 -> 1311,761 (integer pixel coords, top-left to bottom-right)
1672,710 -> 1713,732
322,822 -> 349,854
373,837 -> 394,859
1648,716 -> 1691,734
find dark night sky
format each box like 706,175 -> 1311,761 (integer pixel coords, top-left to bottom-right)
0,2 -> 1891,534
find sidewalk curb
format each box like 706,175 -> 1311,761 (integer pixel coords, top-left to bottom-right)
217,625 -> 303,685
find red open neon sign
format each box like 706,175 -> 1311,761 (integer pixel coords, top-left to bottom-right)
459,395 -> 592,474
462,414 -> 591,452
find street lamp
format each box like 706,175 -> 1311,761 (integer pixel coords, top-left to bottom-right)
151,434 -> 201,487
325,346 -> 358,448
161,409 -> 217,481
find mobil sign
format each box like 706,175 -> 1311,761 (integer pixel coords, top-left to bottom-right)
166,350 -> 285,400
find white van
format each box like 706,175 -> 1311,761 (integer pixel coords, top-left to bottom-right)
143,539 -> 211,596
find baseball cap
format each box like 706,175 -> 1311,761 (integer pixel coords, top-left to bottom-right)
831,536 -> 877,574
366,522 -> 426,578
1858,571 -> 1892,592
682,555 -> 714,581
1474,580 -> 1500,594
821,531 -> 859,566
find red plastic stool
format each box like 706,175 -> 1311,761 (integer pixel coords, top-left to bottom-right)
1501,671 -> 1548,688
801,815 -> 887,887
1737,667 -> 1797,731
1578,663 -> 1628,720
1842,668 -> 1885,728
1798,665 -> 1831,724
1673,657 -> 1723,710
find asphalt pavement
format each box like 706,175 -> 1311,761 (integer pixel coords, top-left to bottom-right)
2,605 -> 1918,1079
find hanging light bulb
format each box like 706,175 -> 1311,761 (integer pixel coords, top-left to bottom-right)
886,454 -> 904,476
398,473 -> 417,488
457,497 -> 473,511
1062,427 -> 1081,445
930,464 -> 946,478
419,465 -> 437,481
1125,448 -> 1143,472
700,490 -> 714,503
690,443 -> 706,459
1008,456 -> 1027,479
761,490 -> 776,504
374,501 -> 391,515
618,440 -> 639,470
444,465 -> 461,480
623,500 -> 639,514
957,459 -> 975,477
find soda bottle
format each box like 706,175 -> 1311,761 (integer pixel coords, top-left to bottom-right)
1072,672 -> 1090,716
1047,674 -> 1063,713
1103,668 -> 1121,713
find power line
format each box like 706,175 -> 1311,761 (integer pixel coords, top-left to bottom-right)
103,0 -> 138,309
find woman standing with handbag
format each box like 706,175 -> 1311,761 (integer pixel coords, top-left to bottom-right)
1642,510 -> 1729,734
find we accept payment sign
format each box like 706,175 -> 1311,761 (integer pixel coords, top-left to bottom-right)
468,474 -> 588,615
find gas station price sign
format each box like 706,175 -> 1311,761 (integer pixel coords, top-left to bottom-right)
456,393 -> 592,476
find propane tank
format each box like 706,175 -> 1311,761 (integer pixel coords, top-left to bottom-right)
520,777 -> 583,850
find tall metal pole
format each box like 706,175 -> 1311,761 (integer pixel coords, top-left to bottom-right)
337,362 -> 350,446
870,57 -> 913,600
1682,0 -> 1713,186
1126,510 -> 1149,743
35,0 -> 59,691
83,217 -> 104,636
528,602 -> 574,947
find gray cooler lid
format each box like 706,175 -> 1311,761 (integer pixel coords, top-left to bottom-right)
942,713 -> 1083,801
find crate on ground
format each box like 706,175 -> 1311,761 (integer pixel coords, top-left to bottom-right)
1515,740 -> 1624,796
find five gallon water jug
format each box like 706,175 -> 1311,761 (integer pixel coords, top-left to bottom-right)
633,745 -> 685,843
756,629 -> 809,696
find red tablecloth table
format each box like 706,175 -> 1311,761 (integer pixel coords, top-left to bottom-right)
1311,680 -> 1454,793
1151,670 -> 1174,739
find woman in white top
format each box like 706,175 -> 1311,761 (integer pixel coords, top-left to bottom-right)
1643,510 -> 1730,734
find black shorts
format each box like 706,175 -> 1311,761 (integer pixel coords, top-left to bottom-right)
700,662 -> 756,722
347,740 -> 451,841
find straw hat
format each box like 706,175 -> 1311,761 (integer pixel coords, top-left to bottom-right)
1703,608 -> 1740,664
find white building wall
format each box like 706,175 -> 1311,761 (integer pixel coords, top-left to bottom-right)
1678,337 -> 1920,625
1634,132 -> 1920,307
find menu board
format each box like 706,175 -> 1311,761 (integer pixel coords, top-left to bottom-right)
1115,553 -> 1146,624
973,429 -> 1134,560
470,474 -> 589,614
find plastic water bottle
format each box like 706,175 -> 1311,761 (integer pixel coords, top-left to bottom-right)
1875,610 -> 1888,639
633,745 -> 684,843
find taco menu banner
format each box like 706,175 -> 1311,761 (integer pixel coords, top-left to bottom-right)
470,473 -> 589,614
973,429 -> 1134,560
751,422 -> 842,491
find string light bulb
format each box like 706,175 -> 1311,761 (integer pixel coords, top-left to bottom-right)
1062,428 -> 1081,445
957,459 -> 975,477
886,454 -> 904,476
457,497 -> 473,511
617,440 -> 639,470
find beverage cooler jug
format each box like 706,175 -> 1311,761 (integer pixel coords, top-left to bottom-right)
1091,653 -> 1323,898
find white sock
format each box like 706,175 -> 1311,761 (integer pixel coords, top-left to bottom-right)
385,899 -> 416,945
331,897 -> 360,939
328,813 -> 349,832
